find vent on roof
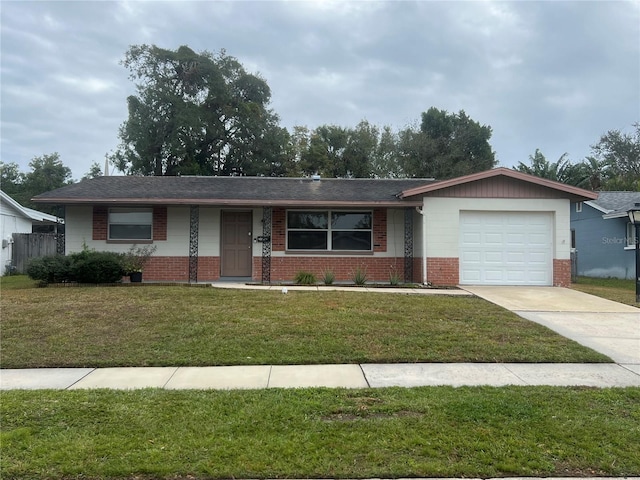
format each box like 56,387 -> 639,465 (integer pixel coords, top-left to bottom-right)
311,174 -> 321,182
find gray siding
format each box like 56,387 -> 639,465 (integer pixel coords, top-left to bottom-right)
571,202 -> 635,279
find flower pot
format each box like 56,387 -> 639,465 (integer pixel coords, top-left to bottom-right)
129,271 -> 143,283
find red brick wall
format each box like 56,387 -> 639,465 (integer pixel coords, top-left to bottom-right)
272,208 -> 286,251
426,257 -> 459,286
553,259 -> 572,287
93,207 -> 108,240
153,207 -> 167,241
198,256 -> 220,281
269,256 -> 405,283
413,257 -> 423,284
143,257 -> 189,281
372,208 -> 386,252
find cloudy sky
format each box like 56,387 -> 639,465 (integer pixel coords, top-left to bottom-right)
1,0 -> 639,180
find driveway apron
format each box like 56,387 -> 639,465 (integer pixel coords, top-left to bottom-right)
462,286 -> 640,364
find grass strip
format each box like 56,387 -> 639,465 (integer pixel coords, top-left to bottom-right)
2,387 -> 639,479
0,285 -> 610,367
571,276 -> 638,307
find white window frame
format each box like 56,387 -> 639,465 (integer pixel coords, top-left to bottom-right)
575,202 -> 582,213
108,208 -> 153,241
286,209 -> 373,252
625,222 -> 638,250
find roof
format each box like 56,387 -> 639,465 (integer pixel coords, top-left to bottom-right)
1,190 -> 62,224
586,191 -> 640,219
399,167 -> 599,201
32,176 -> 436,207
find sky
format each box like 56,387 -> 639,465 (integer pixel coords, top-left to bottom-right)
1,0 -> 639,181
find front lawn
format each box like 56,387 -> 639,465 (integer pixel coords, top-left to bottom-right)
0,281 -> 610,367
571,276 -> 638,307
2,387 -> 639,479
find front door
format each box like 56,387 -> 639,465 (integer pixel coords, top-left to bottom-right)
221,211 -> 253,277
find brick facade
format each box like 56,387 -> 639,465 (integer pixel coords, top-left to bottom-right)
553,259 -> 572,287
142,256 -> 189,281
372,208 -> 386,252
426,257 -> 459,286
92,207 -> 108,240
269,256 -> 406,283
152,207 -> 167,241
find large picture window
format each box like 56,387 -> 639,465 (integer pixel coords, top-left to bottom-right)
108,208 -> 153,240
287,210 -> 372,251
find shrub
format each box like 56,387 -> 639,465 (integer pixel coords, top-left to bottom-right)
389,266 -> 401,286
352,266 -> 368,286
122,244 -> 157,274
294,271 -> 317,285
71,251 -> 125,284
321,269 -> 335,285
26,255 -> 74,284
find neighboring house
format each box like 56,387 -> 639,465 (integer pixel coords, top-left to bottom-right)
32,168 -> 596,286
571,191 -> 640,279
0,190 -> 62,275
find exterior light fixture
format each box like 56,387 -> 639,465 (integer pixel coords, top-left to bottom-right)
627,202 -> 640,303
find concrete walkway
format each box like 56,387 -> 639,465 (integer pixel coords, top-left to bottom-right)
2,285 -> 638,391
2,362 -> 639,390
211,282 -> 473,295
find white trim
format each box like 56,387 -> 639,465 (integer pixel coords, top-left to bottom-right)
584,200 -> 610,214
0,190 -> 61,223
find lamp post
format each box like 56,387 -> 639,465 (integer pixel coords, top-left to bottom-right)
628,203 -> 640,303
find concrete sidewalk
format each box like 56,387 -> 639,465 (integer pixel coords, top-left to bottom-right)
2,362 -> 639,390
211,282 -> 473,296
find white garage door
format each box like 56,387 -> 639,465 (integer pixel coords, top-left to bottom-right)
459,211 -> 553,285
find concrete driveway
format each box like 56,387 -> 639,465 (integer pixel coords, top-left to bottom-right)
462,286 -> 640,365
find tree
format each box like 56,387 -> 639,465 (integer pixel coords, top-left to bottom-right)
111,45 -> 285,176
514,149 -> 591,188
0,161 -> 25,198
1,153 -> 72,213
82,162 -> 103,180
590,123 -> 640,190
399,107 -> 496,179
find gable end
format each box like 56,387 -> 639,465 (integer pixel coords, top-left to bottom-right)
419,176 -> 571,199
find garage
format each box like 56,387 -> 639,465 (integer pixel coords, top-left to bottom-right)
459,211 -> 553,285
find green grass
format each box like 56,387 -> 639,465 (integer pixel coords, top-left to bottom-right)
572,276 -> 638,307
0,274 -> 37,289
2,387 -> 639,479
0,283 -> 610,367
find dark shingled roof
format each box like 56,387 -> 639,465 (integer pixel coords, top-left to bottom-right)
589,191 -> 640,217
33,176 -> 437,207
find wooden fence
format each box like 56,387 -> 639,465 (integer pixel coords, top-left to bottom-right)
11,233 -> 59,274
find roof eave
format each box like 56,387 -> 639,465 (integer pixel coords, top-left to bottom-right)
32,198 -> 423,208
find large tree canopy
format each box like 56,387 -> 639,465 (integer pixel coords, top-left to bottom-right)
398,107 -> 496,179
514,123 -> 639,191
112,45 -> 285,176
0,153 -> 72,213
590,123 -> 640,190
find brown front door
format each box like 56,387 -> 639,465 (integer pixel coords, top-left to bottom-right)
221,211 -> 252,277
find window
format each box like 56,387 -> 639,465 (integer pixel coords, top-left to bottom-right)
626,222 -> 638,248
571,229 -> 576,249
108,208 -> 153,240
575,202 -> 582,213
287,210 -> 372,251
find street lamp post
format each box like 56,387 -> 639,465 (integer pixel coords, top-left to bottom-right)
628,203 -> 640,303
